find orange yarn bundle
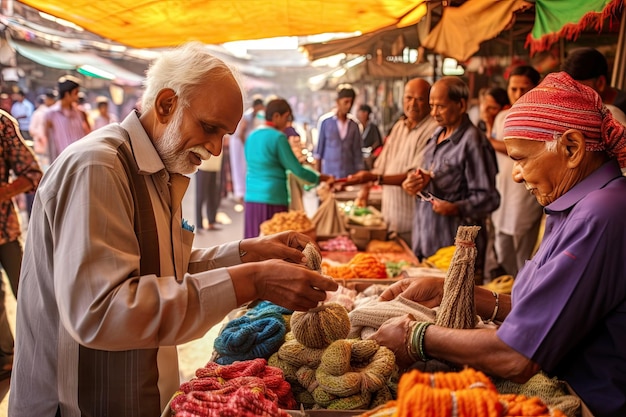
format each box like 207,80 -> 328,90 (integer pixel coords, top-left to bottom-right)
358,368 -> 567,417
322,253 -> 388,279
395,368 -> 501,417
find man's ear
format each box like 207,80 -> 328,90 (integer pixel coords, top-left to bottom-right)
596,76 -> 607,94
155,88 -> 177,123
560,129 -> 586,168
458,98 -> 468,114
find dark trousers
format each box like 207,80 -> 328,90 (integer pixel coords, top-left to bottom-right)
0,240 -> 22,359
195,170 -> 222,227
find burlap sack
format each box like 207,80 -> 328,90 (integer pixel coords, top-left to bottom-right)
311,194 -> 347,237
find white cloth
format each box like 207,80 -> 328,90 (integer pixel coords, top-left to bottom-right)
490,109 -> 544,236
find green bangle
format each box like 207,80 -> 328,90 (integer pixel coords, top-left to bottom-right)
406,323 -> 419,362
411,322 -> 433,362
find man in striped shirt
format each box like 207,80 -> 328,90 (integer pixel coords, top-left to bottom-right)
44,75 -> 91,162
345,78 -> 438,247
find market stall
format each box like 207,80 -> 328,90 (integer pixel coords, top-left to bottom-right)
163,212 -> 591,417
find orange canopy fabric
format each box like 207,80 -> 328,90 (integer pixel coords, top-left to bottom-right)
20,0 -> 428,48
421,0 -> 533,62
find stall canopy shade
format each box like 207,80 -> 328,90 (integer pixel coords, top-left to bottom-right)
19,0 -> 429,48
421,0 -> 533,62
301,25 -> 421,62
10,38 -> 145,85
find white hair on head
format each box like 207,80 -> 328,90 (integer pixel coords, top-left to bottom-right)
545,133 -> 560,152
141,41 -> 244,113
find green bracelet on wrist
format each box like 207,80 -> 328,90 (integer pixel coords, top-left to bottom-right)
411,322 -> 433,362
407,323 -> 419,362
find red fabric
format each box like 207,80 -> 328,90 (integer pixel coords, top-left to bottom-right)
503,71 -> 626,168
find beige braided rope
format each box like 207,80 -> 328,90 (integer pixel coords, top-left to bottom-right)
435,226 -> 480,329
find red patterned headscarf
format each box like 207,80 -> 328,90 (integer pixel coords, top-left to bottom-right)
503,71 -> 626,168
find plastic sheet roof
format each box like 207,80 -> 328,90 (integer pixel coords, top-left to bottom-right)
19,0 -> 429,48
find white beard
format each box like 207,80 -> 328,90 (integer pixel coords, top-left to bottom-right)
153,107 -> 210,175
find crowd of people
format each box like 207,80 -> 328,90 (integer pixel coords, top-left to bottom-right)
0,42 -> 624,417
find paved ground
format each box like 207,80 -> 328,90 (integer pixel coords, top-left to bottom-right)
0,175 -> 319,415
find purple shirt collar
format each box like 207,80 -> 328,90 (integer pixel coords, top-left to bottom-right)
546,159 -> 622,213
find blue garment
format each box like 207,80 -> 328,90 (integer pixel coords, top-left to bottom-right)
497,160 -> 626,417
412,114 -> 499,267
10,99 -> 34,133
244,125 -> 319,206
314,114 -> 364,178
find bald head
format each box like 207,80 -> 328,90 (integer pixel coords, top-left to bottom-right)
403,78 -> 432,126
430,77 -> 469,130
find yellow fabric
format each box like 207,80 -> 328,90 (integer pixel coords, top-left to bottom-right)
21,0 -> 428,48
421,0 -> 533,62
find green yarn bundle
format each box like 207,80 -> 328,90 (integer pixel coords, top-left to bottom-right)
313,339 -> 395,409
269,302 -> 398,410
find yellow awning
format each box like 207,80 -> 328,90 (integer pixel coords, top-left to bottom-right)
20,0 -> 428,48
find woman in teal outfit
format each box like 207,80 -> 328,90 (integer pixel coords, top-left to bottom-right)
244,98 -> 333,238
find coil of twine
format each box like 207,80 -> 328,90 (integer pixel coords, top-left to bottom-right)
312,339 -> 396,410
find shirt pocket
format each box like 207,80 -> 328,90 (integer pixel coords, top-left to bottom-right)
181,229 -> 195,273
432,158 -> 463,194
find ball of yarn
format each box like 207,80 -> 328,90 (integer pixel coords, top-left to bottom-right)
303,242 -> 322,272
290,303 -> 351,348
213,316 -> 286,364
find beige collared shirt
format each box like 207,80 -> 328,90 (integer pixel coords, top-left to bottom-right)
11,111 -> 242,417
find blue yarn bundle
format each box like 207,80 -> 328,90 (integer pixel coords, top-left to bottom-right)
214,301 -> 293,365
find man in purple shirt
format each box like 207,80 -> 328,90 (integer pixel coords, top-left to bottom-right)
370,71 -> 626,417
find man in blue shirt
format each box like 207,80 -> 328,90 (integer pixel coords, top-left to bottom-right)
314,84 -> 364,178
402,76 -> 499,281
10,89 -> 34,141
371,71 -> 626,417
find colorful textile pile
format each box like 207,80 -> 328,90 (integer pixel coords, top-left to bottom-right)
171,358 -> 296,417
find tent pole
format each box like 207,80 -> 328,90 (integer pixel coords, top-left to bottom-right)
612,8 -> 626,89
